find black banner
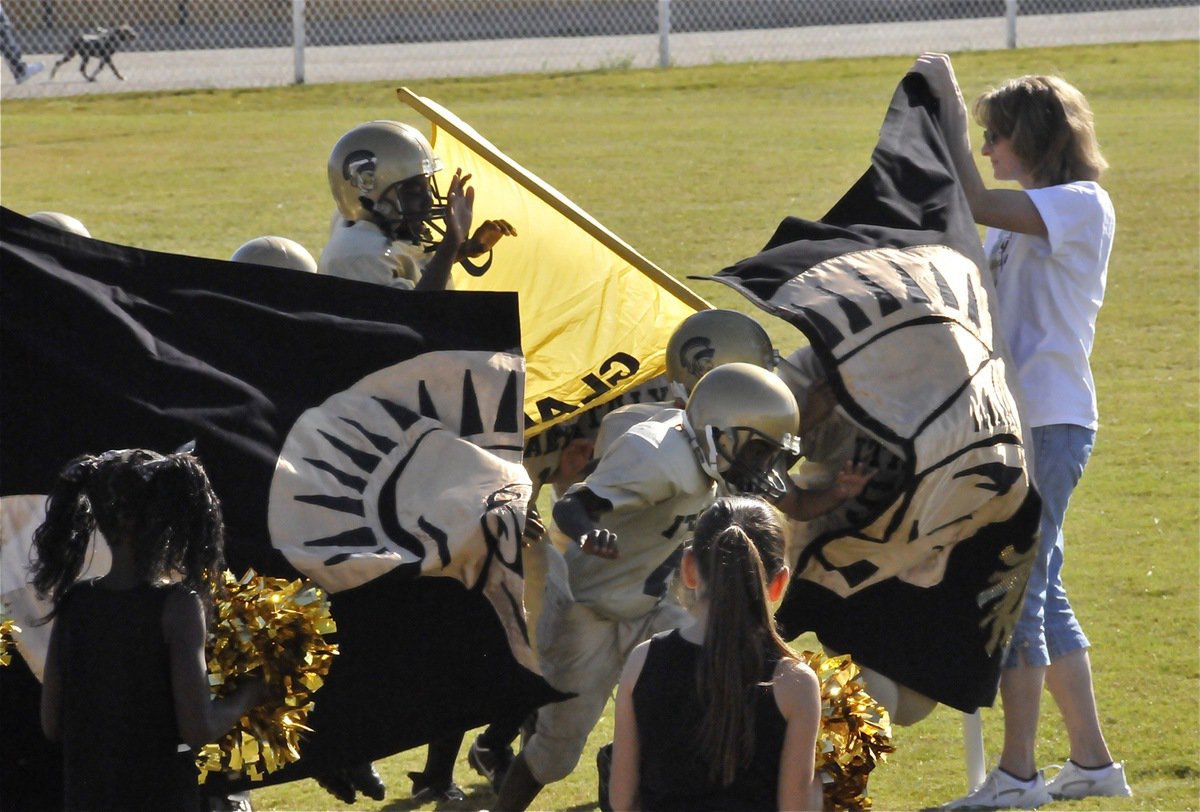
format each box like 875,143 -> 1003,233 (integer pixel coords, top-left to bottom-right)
710,75 -> 1040,713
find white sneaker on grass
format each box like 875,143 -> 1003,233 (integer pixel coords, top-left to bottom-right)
1045,760 -> 1132,799
943,767 -> 1051,809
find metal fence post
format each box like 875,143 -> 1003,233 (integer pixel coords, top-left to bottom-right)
1005,0 -> 1018,48
293,0 -> 306,84
658,0 -> 671,68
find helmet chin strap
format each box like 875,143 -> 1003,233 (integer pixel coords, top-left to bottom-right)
681,413 -> 730,494
359,197 -> 417,245
665,381 -> 689,403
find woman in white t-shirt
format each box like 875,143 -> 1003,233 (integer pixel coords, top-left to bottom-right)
913,53 -> 1131,809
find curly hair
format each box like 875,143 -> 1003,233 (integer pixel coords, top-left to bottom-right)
30,448 -> 226,619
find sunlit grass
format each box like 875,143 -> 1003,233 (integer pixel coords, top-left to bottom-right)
3,40 -> 1196,811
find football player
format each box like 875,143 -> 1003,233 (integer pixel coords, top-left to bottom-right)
230,235 -> 317,273
594,307 -> 778,454
28,211 -> 90,237
469,309 -> 783,793
494,363 -> 807,811
314,120 -> 517,804
774,344 -> 935,726
320,119 -> 516,291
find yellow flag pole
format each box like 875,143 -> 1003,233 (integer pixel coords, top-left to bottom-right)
396,87 -> 711,313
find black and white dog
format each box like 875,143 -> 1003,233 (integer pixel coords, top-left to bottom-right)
50,25 -> 137,81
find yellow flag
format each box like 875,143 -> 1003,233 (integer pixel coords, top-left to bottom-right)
397,89 -> 708,437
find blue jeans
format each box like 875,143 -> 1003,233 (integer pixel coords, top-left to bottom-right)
1004,424 -> 1093,668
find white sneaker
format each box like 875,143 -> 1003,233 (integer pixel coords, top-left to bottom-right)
1045,760 -> 1132,799
943,767 -> 1051,809
16,61 -> 44,84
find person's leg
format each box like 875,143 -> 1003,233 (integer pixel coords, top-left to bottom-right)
944,648 -> 1052,809
496,676 -> 614,811
470,712 -> 523,791
497,580 -> 621,811
494,751 -> 542,812
1045,648 -> 1111,766
478,716 -> 523,751
471,540 -> 561,789
945,427 -> 1058,809
851,665 -> 937,727
1033,424 -> 1112,768
988,424 -> 1066,779
410,730 -> 465,793
997,660 -> 1047,778
314,761 -> 386,803
994,423 -> 1098,775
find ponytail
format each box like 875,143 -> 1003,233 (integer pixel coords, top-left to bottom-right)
144,453 -> 226,610
690,496 -> 794,787
30,455 -> 103,617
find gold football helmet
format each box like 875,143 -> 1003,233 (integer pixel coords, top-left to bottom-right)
327,120 -> 447,247
685,362 -> 801,498
666,309 -> 776,394
230,236 -> 318,273
29,211 -> 91,238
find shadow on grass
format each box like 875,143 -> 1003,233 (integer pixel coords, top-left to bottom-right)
376,778 -> 491,811
376,777 -> 599,811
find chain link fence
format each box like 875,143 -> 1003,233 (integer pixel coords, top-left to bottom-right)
2,0 -> 1196,97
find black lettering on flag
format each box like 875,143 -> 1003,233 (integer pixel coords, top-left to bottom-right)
535,397 -> 576,423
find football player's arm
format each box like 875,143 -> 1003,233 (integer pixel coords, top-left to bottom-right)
415,169 -> 473,291
610,640 -> 650,811
777,460 -> 874,522
552,486 -> 619,559
550,437 -> 597,498
459,219 -> 517,259
522,502 -> 546,548
800,377 -> 837,435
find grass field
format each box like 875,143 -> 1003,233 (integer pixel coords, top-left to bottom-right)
2,41 -> 1197,811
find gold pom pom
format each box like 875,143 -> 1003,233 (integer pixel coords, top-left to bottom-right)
799,651 -> 895,811
196,570 -> 338,783
0,615 -> 20,667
